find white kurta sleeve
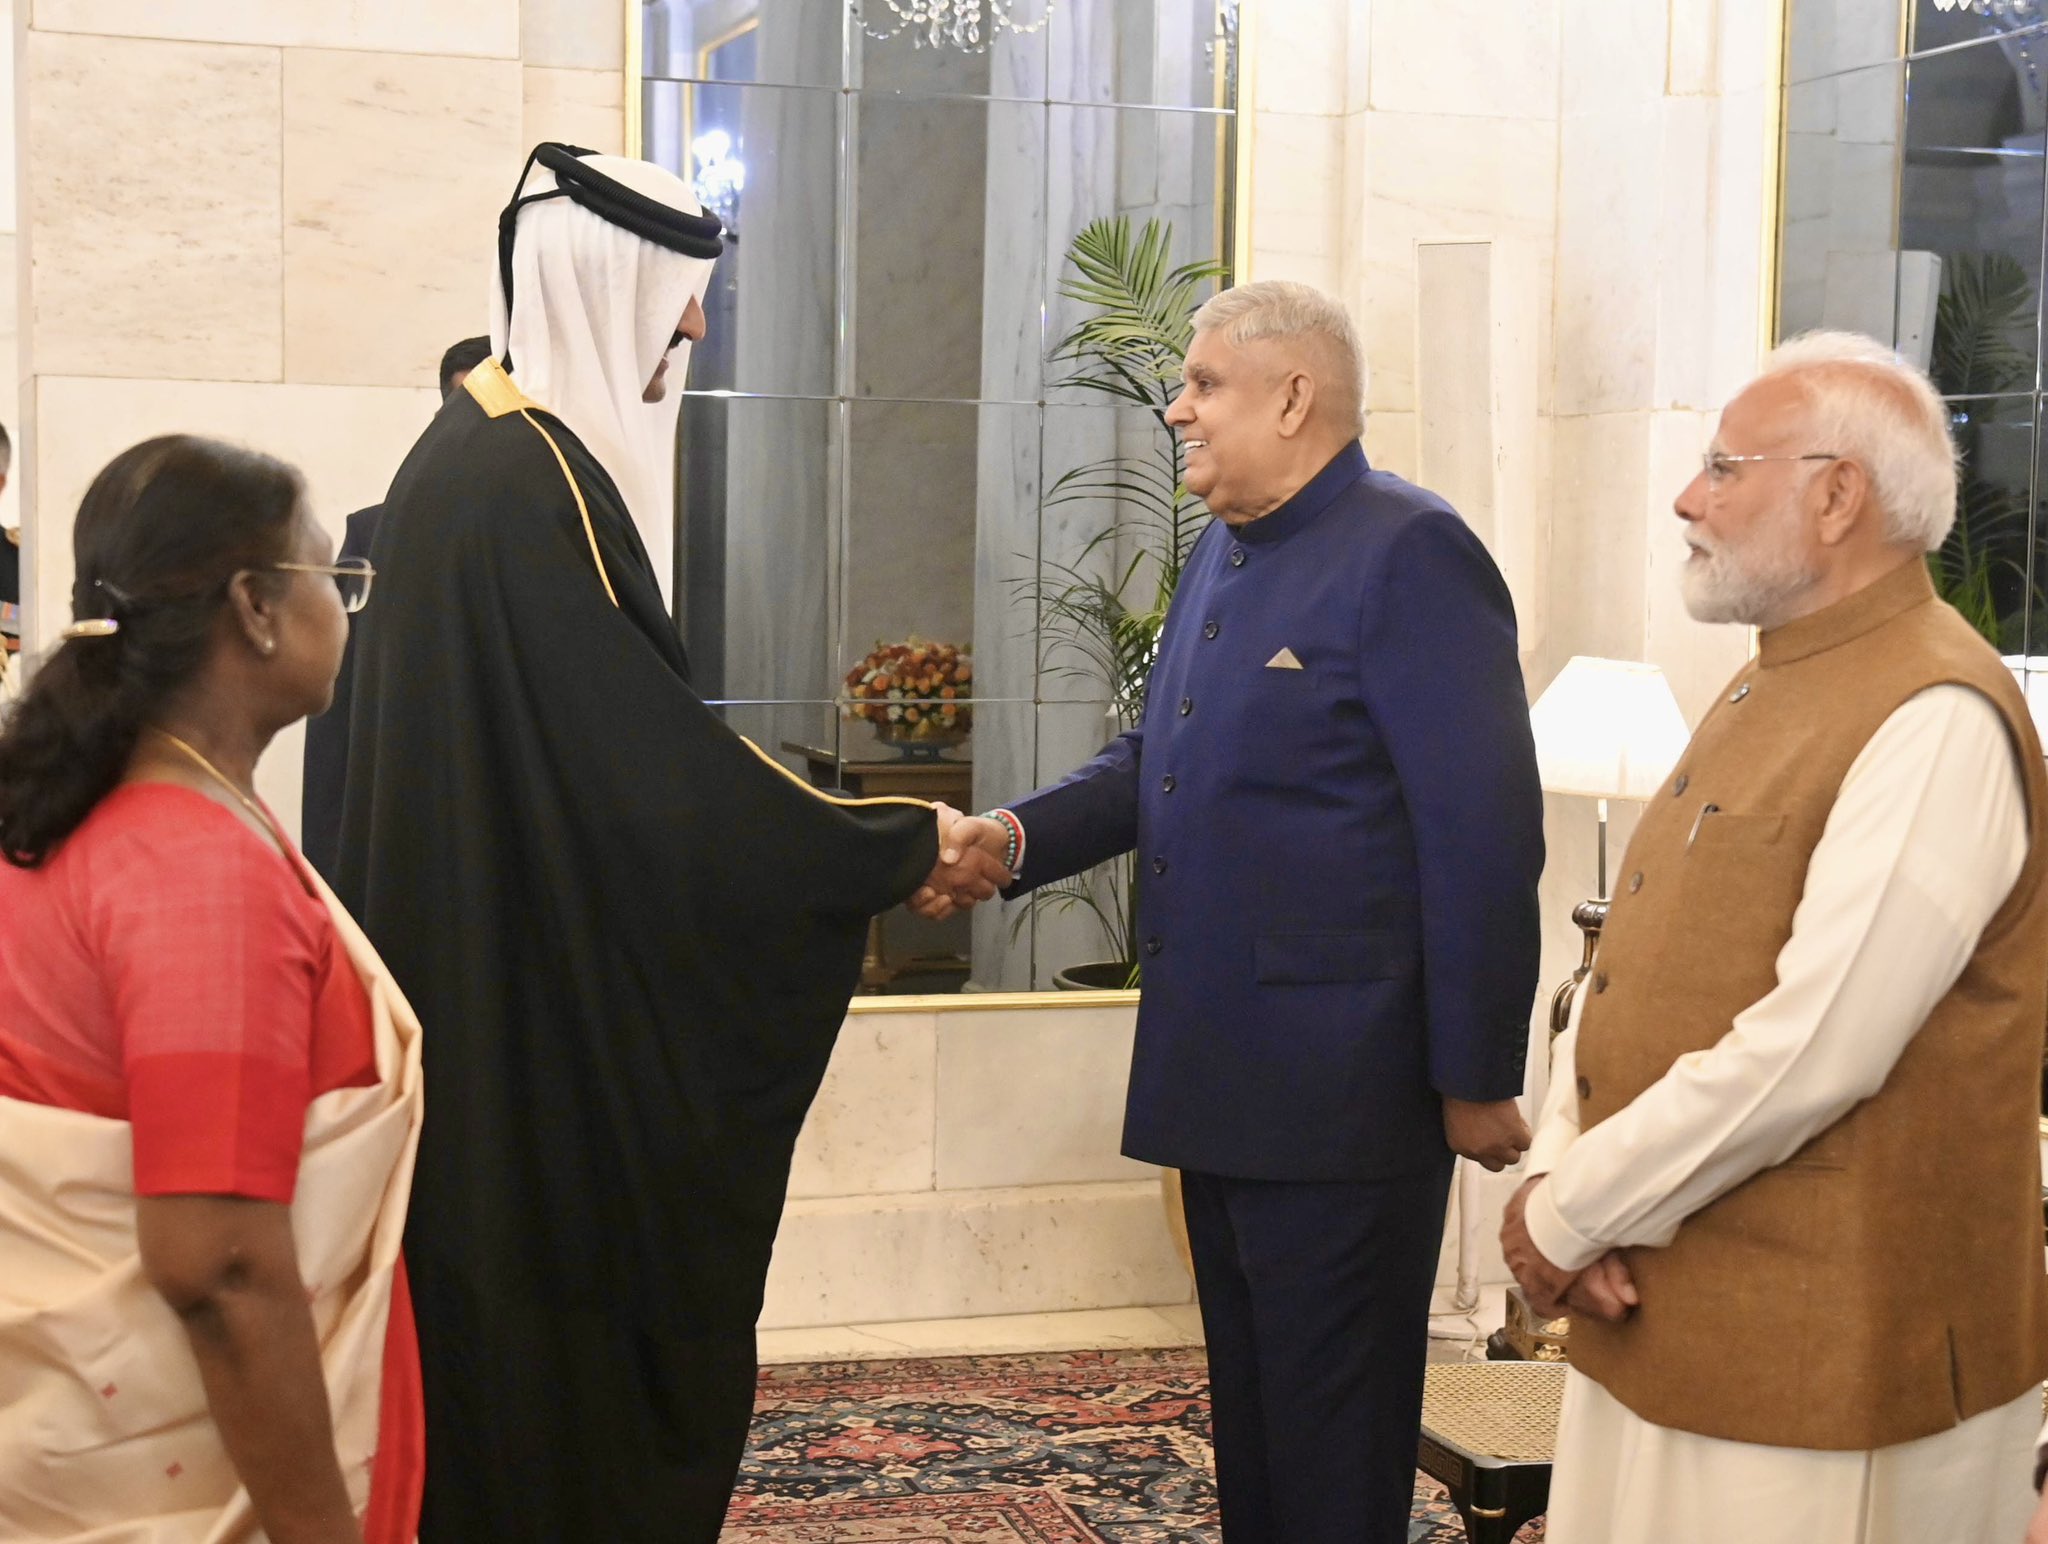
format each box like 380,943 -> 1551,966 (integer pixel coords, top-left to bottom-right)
1522,683 -> 2028,1273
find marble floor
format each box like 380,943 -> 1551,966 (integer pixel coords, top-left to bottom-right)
754,1288 -> 1508,1365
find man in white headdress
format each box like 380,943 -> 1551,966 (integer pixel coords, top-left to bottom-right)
335,144 -> 1007,1543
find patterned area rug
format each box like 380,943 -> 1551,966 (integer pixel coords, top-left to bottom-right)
723,1348 -> 1545,1543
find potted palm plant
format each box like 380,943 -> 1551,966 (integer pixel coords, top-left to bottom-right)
1927,250 -> 2036,648
1017,215 -> 1225,989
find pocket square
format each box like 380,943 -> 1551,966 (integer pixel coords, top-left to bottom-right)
1265,647 -> 1304,670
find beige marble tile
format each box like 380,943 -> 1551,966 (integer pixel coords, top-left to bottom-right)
1355,110 -> 1557,415
0,236 -> 18,532
1345,0 -> 1372,114
1666,0 -> 1719,98
0,5 -> 16,237
1247,243 -> 1340,294
789,1014 -> 938,1199
933,1004 -> 1150,1190
754,1323 -> 917,1365
755,1306 -> 1204,1365
1544,412 -> 1651,667
1369,0 -> 1557,120
1706,90 -> 1770,402
1553,103 -> 1661,416
1718,0 -> 1781,96
1363,410 -> 1418,483
523,65 -> 624,157
521,0 -> 625,72
27,376 -> 440,835
283,49 -> 522,389
1247,110 -> 1343,278
1252,0 -> 1344,117
760,1181 -> 1191,1329
26,32 -> 282,382
1653,97 -> 1714,414
837,1307 -> 1201,1358
1562,0 -> 1666,115
32,0 -> 517,58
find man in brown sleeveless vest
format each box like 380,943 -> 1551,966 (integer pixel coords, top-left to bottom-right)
1500,331 -> 2048,1543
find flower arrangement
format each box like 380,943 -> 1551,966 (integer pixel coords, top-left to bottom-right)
843,638 -> 973,742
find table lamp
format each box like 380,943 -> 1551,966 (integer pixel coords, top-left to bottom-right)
1528,656 -> 1691,1035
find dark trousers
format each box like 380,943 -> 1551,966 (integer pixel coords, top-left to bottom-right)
1181,1157 -> 1456,1544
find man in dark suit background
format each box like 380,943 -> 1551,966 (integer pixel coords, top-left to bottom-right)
920,280 -> 1546,1543
301,335 -> 492,878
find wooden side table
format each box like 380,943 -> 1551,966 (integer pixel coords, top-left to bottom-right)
781,741 -> 974,991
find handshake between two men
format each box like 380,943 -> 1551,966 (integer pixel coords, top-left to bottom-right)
910,805 -> 1535,1178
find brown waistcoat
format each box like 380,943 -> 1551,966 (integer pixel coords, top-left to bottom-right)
1568,559 -> 2048,1450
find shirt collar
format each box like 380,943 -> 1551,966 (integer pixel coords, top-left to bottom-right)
1231,441 -> 1369,546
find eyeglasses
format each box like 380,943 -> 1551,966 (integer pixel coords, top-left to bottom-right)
1700,450 -> 1842,485
273,557 -> 374,614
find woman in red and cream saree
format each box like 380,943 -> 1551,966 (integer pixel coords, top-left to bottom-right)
0,435 -> 425,1543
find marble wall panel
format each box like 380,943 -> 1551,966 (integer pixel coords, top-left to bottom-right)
1368,0 -> 1558,121
1346,0 -> 1372,114
1719,0 -> 1783,96
0,236 -> 17,531
521,0 -> 624,72
760,1181 -> 1190,1328
789,1014 -> 938,1200
1252,0 -> 1344,117
1653,97 -> 1715,413
0,4 -> 16,235
1247,111 -> 1342,286
32,0 -> 517,57
1355,111 -> 1558,416
934,1005 -> 1153,1190
26,32 -> 282,382
283,49 -> 523,389
1667,0 -> 1721,97
29,376 -> 440,831
523,65 -> 625,156
1707,89 -> 1770,402
1562,0 -> 1668,114
1363,409 -> 1418,482
1543,411 -> 1651,680
1553,102 -> 1662,416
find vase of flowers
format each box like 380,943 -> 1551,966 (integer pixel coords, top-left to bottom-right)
843,638 -> 973,759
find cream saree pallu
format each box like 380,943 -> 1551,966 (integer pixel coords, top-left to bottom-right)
0,880 -> 424,1542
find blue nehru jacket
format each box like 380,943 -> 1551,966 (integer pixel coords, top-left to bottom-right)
1008,441 -> 1545,1181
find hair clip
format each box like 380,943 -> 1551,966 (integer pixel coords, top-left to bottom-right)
60,618 -> 120,640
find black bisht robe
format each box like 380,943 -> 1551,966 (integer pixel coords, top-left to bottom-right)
335,363 -> 937,1543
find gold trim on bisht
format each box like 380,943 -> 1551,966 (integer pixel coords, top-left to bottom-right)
463,360 -> 619,609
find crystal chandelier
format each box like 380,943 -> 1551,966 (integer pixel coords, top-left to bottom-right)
1931,0 -> 2039,16
853,0 -> 1056,53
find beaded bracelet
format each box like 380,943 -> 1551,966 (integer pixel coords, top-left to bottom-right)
981,808 -> 1024,875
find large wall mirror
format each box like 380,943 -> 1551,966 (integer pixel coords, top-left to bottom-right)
637,0 -> 1242,993
1775,0 -> 2048,1122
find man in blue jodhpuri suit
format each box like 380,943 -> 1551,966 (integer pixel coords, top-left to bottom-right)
919,280 -> 1546,1543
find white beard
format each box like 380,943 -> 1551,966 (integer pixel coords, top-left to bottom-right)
1681,497 -> 1820,629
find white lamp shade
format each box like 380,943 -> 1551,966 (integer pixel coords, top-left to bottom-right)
1529,656 -> 1692,801
2004,656 -> 2048,745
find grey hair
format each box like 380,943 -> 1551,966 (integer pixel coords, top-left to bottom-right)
1755,330 -> 1957,552
1191,281 -> 1367,436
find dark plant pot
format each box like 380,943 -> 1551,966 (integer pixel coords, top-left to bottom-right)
1052,960 -> 1138,991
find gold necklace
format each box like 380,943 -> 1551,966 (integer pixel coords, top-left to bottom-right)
150,728 -> 292,857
